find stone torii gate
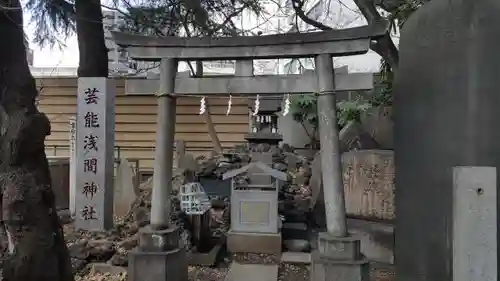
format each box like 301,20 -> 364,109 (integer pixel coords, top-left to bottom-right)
112,21 -> 387,281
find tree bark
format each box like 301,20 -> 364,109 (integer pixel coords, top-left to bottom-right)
75,0 -> 108,77
0,1 -> 74,281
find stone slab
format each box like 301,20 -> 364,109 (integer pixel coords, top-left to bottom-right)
128,247 -> 188,281
227,230 -> 281,254
187,239 -> 223,266
89,263 -> 127,275
453,167 -> 496,281
126,73 -> 374,95
225,262 -> 278,281
75,77 -> 115,231
311,253 -> 369,281
347,218 -> 394,264
281,252 -> 312,264
114,158 -> 137,217
138,226 -> 180,252
317,232 -> 361,260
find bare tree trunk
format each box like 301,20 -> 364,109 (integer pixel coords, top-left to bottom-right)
0,1 -> 74,281
75,0 -> 108,77
195,61 -> 223,154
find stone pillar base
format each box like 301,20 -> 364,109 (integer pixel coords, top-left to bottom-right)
227,230 -> 282,254
311,253 -> 369,281
128,226 -> 188,281
311,232 -> 368,281
129,248 -> 188,281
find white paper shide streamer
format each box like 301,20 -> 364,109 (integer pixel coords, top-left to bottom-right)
199,96 -> 206,115
226,95 -> 232,115
282,94 -> 291,116
252,94 -> 260,116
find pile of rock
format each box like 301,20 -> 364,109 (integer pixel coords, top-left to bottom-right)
195,143 -> 316,252
66,175 -> 192,274
64,143 -> 318,274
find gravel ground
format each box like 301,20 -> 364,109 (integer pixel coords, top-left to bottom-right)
231,253 -> 279,265
76,272 -> 126,281
188,266 -> 229,281
278,264 -> 309,281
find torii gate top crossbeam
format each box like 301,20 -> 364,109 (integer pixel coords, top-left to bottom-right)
111,21 -> 388,61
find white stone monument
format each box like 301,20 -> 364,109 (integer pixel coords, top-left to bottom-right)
75,78 -> 115,231
69,116 -> 77,216
453,166 -> 497,281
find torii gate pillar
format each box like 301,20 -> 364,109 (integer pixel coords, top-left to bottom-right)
128,58 -> 188,281
310,54 -> 369,281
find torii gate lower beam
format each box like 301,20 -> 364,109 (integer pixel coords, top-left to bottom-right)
113,21 -> 387,281
124,72 -> 374,95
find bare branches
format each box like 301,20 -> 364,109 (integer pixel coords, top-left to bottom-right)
290,0 -> 399,70
291,0 -> 333,31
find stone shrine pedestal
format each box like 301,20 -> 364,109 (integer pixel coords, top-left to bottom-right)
128,226 -> 188,281
311,233 -> 369,281
224,152 -> 286,255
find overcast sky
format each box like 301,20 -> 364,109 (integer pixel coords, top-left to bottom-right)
23,0 -> 393,72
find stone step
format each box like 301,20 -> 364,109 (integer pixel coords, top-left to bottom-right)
225,262 -> 278,281
281,252 -> 311,264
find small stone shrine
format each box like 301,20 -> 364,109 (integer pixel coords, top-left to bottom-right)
223,152 -> 287,254
246,97 -> 283,147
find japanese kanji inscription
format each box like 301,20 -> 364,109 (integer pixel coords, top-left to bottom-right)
75,78 -> 115,231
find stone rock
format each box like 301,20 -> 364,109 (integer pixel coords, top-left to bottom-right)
133,207 -> 150,228
71,258 -> 87,273
58,209 -> 72,225
69,242 -> 89,260
284,239 -> 311,252
272,162 -> 287,172
109,253 -> 128,266
87,239 -> 116,262
362,106 -> 393,150
90,262 -> 128,274
114,158 -> 138,218
118,235 -> 138,250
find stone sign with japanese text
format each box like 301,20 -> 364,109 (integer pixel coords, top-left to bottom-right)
75,78 -> 115,230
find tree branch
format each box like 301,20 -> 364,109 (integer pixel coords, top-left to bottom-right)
290,0 -> 399,69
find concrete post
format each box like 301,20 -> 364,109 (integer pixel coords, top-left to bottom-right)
150,58 -> 178,229
129,58 -> 187,281
311,54 -> 368,281
453,167 -> 496,281
315,54 -> 347,237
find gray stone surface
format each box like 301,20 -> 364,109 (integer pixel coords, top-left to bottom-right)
317,232 -> 361,260
453,167 -> 496,281
125,72 -> 374,95
112,22 -> 388,60
128,248 -> 188,281
281,252 -> 312,264
114,158 -> 137,217
150,58 -> 177,228
225,262 -> 278,281
227,230 -> 282,254
316,54 -> 347,237
138,226 -> 180,252
347,218 -> 394,264
393,1 -> 500,281
74,77 -> 115,231
311,253 -> 369,281
89,263 -> 127,275
284,239 -> 311,252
